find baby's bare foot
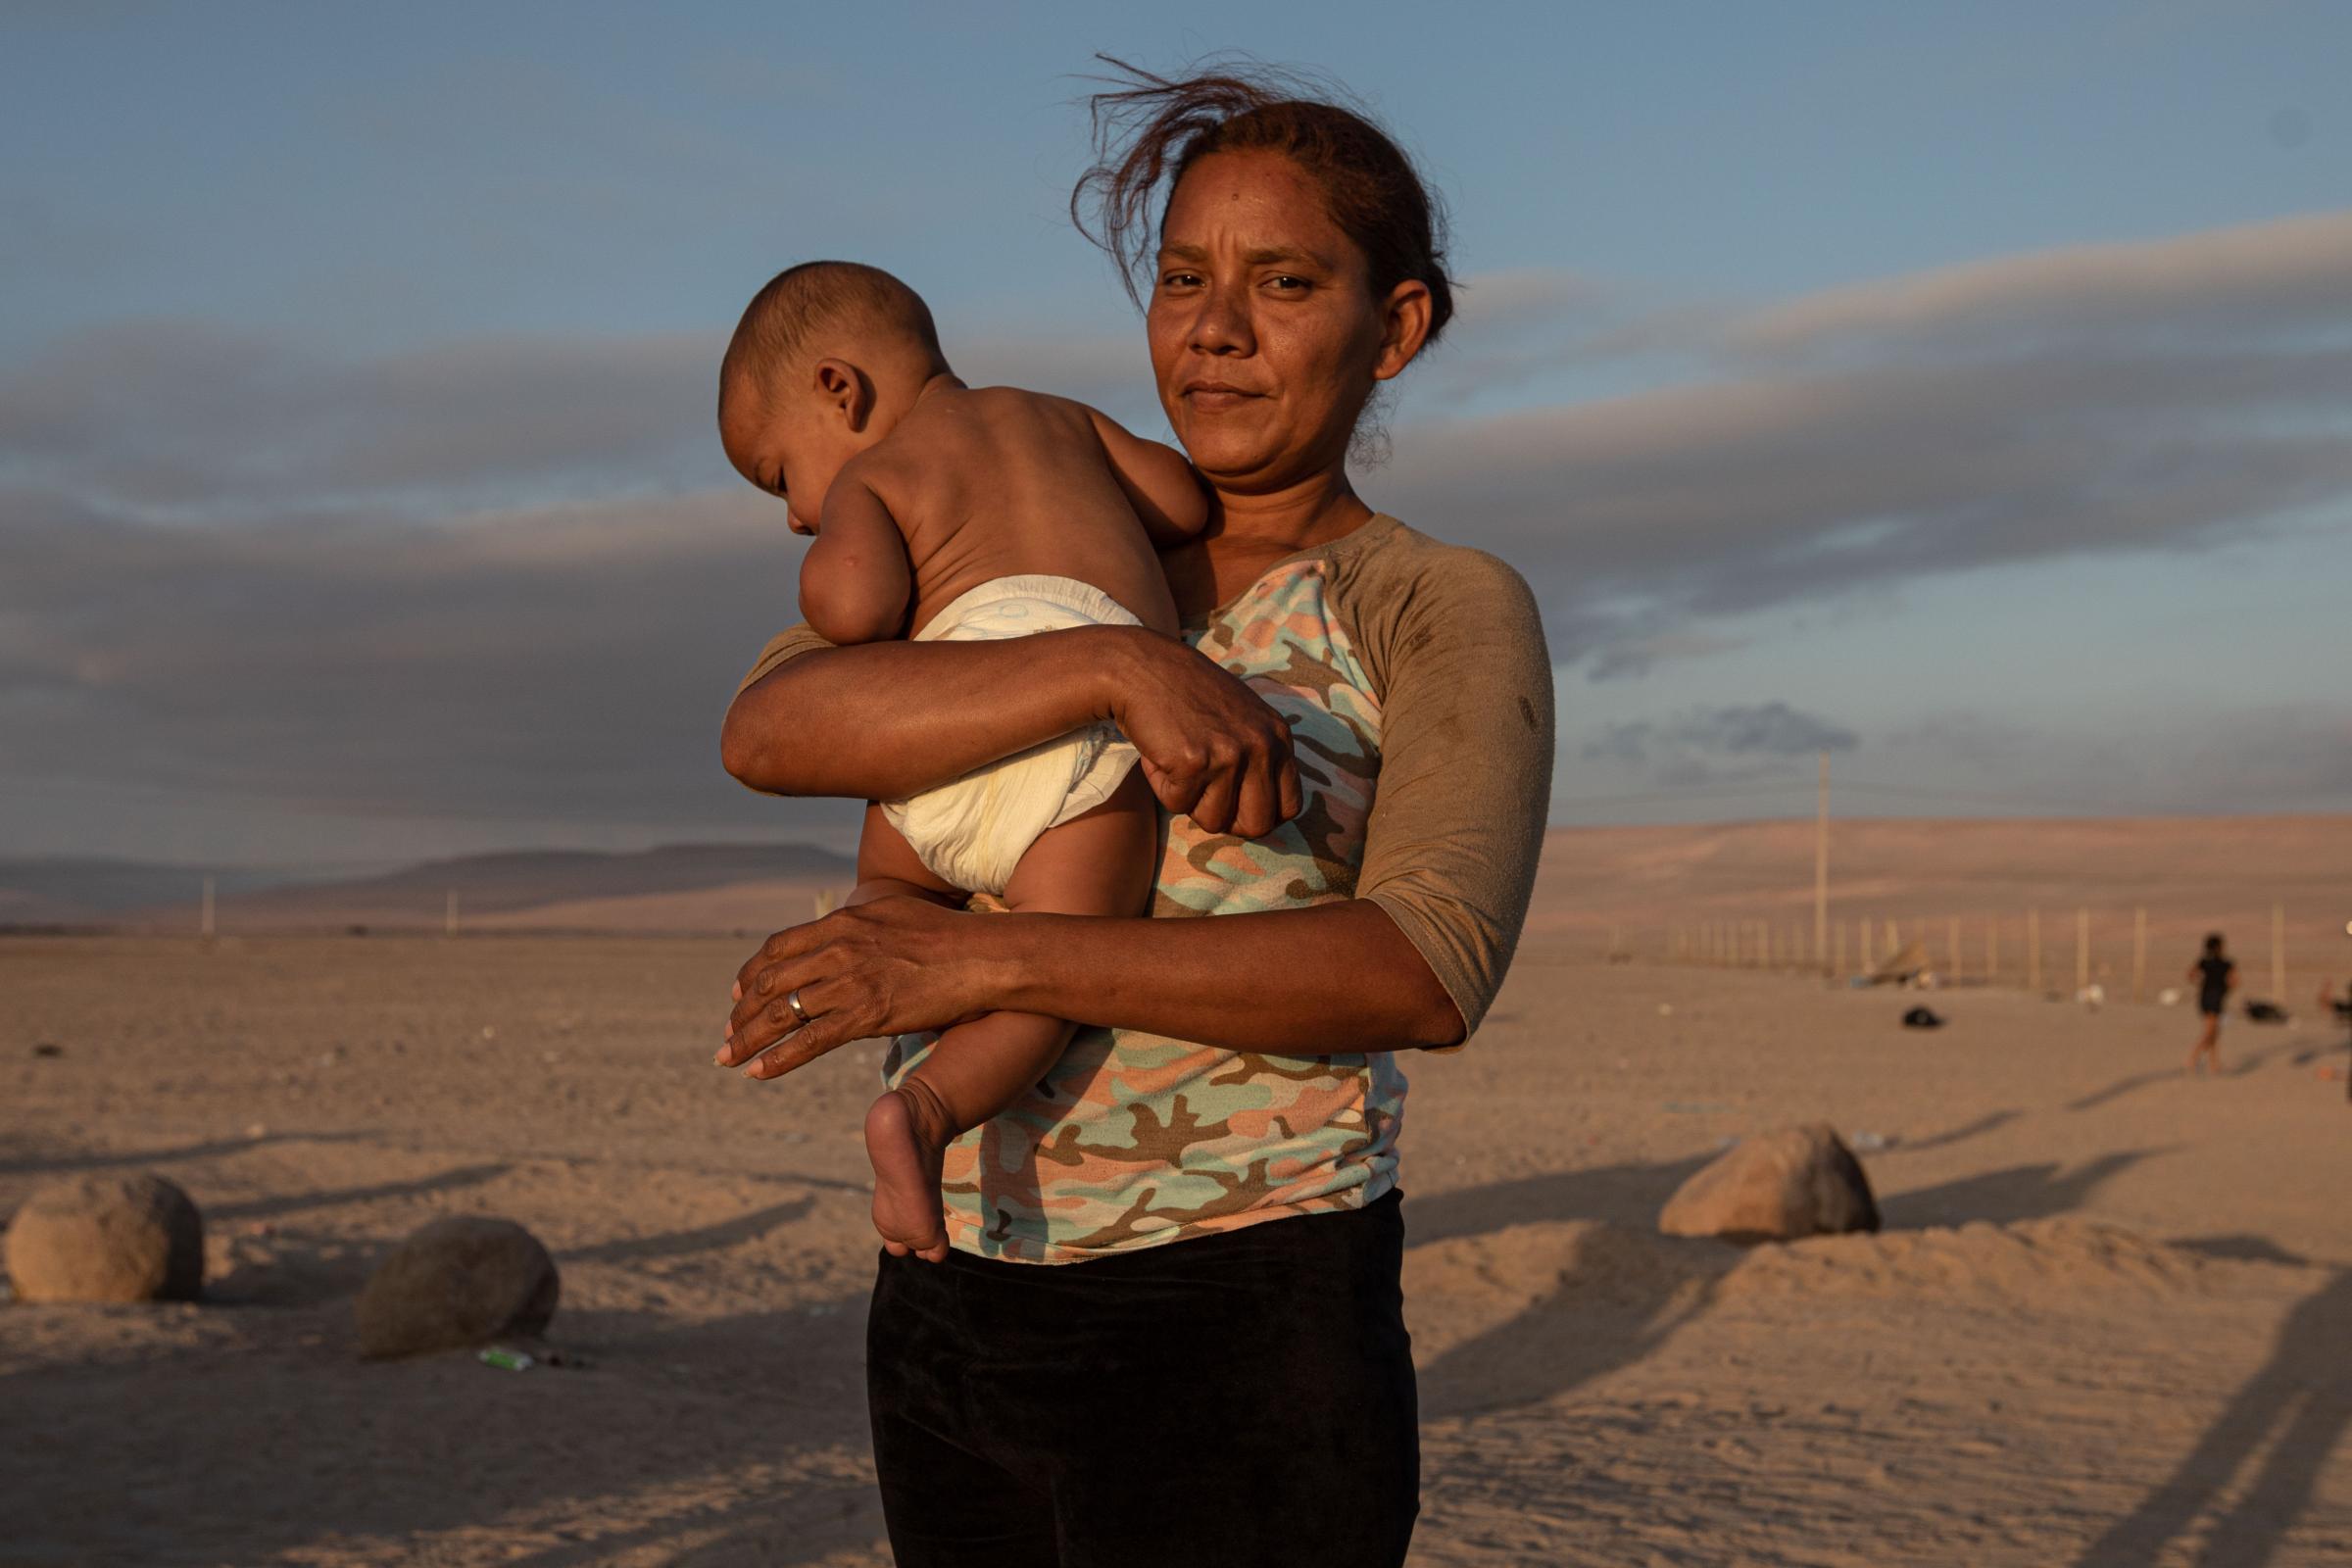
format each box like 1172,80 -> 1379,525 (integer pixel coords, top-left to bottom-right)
865,1079 -> 956,1263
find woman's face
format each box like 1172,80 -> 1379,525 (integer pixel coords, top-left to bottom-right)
1148,150 -> 1430,496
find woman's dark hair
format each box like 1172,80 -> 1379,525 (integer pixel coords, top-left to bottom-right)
2204,932 -> 2225,956
1071,56 -> 1456,347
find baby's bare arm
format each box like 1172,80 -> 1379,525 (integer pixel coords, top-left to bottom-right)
1087,410 -> 1211,547
800,470 -> 912,646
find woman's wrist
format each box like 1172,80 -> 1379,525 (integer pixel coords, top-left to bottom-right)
1081,623 -> 1165,727
960,905 -> 1057,1017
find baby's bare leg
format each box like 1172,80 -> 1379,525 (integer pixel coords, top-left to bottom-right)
867,771 -> 1159,1260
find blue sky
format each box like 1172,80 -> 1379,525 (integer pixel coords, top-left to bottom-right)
3,1 -> 2347,864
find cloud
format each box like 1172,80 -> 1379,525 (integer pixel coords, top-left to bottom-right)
1728,211 -> 2352,355
1379,208 -> 2352,672
1583,702 -> 1858,768
0,322 -> 724,519
0,482 -> 845,848
6,214 -> 2352,857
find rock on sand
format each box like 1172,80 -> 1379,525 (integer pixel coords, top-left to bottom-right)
356,1215 -> 560,1359
5,1173 -> 206,1302
1659,1123 -> 1880,1244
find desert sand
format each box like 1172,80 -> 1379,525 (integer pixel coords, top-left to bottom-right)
5,821 -> 2350,1565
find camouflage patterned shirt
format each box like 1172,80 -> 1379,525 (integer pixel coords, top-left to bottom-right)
737,514 -> 1553,1262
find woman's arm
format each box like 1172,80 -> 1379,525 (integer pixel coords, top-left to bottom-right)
720,624 -> 1301,836
721,538 -> 1556,1081
719,895 -> 1462,1079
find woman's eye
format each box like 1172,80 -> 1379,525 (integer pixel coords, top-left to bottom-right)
1159,270 -> 1201,288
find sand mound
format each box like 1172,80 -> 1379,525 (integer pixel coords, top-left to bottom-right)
1406,1222 -> 1727,1359
1724,1217 -> 2214,1302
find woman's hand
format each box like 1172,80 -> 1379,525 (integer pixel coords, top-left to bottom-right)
1106,630 -> 1301,838
719,897 -> 993,1081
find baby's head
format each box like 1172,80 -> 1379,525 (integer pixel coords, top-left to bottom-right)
717,261 -> 949,533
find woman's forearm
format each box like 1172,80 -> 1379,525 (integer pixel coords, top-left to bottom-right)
979,900 -> 1465,1054
721,625 -> 1142,801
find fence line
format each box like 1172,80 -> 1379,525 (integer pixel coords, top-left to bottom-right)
1637,906 -> 2335,1010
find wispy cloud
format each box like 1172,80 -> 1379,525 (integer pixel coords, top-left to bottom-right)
1384,208 -> 2352,670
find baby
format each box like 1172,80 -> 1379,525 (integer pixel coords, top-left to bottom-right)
717,261 -> 1207,1259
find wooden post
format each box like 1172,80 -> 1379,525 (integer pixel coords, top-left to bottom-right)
1860,916 -> 1874,975
1836,920 -> 1847,977
1886,919 -> 1901,960
2273,902 -> 2286,1001
200,875 -> 216,940
2028,907 -> 2042,992
1815,751 -> 1831,977
1987,916 -> 1999,983
2076,907 -> 2089,994
445,890 -> 459,939
2132,906 -> 2147,1003
1948,915 -> 1962,983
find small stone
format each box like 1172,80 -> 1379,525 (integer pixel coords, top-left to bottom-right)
5,1173 -> 205,1302
481,1026 -> 497,1041
1659,1123 -> 1880,1244
31,1042 -> 63,1057
355,1216 -> 559,1359
243,1123 -> 269,1141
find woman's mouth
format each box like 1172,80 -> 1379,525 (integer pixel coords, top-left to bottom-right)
1182,383 -> 1261,411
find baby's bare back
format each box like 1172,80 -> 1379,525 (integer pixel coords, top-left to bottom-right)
861,386 -> 1180,638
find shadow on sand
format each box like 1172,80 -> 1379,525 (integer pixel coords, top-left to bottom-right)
0,1129 -> 379,1181
1881,1150 -> 2160,1229
1406,1155 -> 1719,1419
2073,1267 -> 2352,1567
3,1191 -> 890,1567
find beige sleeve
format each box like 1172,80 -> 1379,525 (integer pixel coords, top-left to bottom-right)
1337,529 -> 1554,1040
733,622 -> 835,700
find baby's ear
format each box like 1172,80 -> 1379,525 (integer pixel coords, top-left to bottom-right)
813,357 -> 876,431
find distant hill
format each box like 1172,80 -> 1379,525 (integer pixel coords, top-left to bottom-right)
0,858 -> 297,927
3,843 -> 855,934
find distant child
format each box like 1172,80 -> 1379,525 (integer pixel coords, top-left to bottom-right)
2185,931 -> 2235,1075
716,262 -> 1208,1258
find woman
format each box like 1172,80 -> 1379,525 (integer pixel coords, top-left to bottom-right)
718,62 -> 1552,1566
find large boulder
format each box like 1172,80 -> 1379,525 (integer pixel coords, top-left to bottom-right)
356,1215 -> 559,1359
1659,1124 -> 1880,1244
6,1173 -> 205,1302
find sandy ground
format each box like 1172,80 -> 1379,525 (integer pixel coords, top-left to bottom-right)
5,932 -> 2351,1567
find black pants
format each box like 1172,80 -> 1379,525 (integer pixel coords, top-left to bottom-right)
866,1192 -> 1419,1567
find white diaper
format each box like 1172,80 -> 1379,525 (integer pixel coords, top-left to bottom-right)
882,575 -> 1144,897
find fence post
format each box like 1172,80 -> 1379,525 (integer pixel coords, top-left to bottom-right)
2029,907 -> 2042,993
2132,906 -> 2147,1003
2076,907 -> 2089,995
2273,902 -> 2286,1001
1948,915 -> 1962,983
